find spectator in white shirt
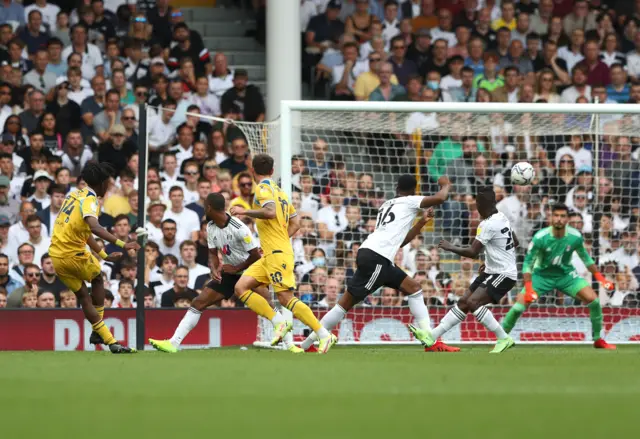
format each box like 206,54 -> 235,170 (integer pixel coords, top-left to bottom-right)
149,253 -> 178,306
558,28 -> 585,73
145,199 -> 166,244
555,134 -> 592,171
299,170 -> 320,219
331,42 -> 368,97
61,23 -> 104,80
190,75 -> 220,117
28,170 -> 52,211
316,185 -> 348,244
430,8 -> 457,47
157,218 -> 181,259
168,123 -> 194,169
181,160 -> 200,205
163,186 -> 200,243
317,276 -> 340,307
23,214 -> 50,265
439,55 -> 464,90
381,0 -> 400,45
60,130 -> 93,179
209,53 -> 234,98
179,239 -> 209,289
159,153 -> 185,195
148,98 -> 176,155
510,12 -> 530,45
560,64 -> 591,103
7,201 -> 35,255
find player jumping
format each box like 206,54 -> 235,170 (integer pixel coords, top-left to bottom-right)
229,154 -> 335,354
501,203 -> 616,349
300,175 -> 459,353
149,193 -> 300,353
49,161 -> 140,354
411,187 -> 517,353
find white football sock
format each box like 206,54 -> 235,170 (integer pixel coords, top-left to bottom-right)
300,305 -> 347,349
170,307 -> 202,348
279,305 -> 295,348
407,290 -> 431,330
271,309 -> 285,326
431,305 -> 466,339
473,306 -> 508,340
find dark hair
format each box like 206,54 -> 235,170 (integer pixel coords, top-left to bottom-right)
161,218 -> 177,227
252,154 -> 274,175
551,203 -> 570,214
162,254 -> 179,265
80,161 -> 114,188
179,240 -> 196,251
145,241 -> 159,251
169,185 -> 184,195
49,183 -> 67,195
397,174 -> 417,192
113,214 -> 130,225
26,214 -> 40,224
41,252 -> 50,263
119,279 -> 134,290
206,192 -> 226,211
476,186 -> 496,206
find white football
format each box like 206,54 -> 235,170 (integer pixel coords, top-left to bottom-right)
511,162 -> 535,185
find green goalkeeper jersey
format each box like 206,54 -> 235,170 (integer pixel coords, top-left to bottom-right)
523,226 -> 594,276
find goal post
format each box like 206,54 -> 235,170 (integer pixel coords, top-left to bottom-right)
170,101 -> 640,346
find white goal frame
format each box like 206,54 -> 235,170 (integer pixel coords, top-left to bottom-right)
262,101 -> 640,347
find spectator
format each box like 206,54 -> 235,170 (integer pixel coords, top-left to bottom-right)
317,185 -> 348,246
93,89 -> 122,143
185,178 -> 210,220
563,0 -> 596,37
448,25 -> 470,58
180,160 -> 200,205
111,68 -> 134,105
28,170 -> 52,211
58,289 -> 76,308
97,125 -> 135,176
160,265 -> 197,307
473,52 -> 504,92
230,171 -> 253,210
577,39 -> 610,86
60,130 -> 93,178
560,64 -> 591,103
448,66 -> 477,102
499,39 -> 534,74
145,200 -> 166,244
209,52 -> 234,99
163,186 -> 199,243
149,253 -> 177,305
179,240 -> 208,289
386,35 -> 418,87
0,251 -> 18,294
113,279 -> 135,308
36,183 -> 63,236
219,137 -> 249,177
511,11 -> 530,45
0,288 -> 6,307
411,0 -> 437,32
335,204 -> 366,248
47,81 -> 82,137
7,201 -> 34,253
530,0 -> 553,35
23,48 -> 56,93
345,0 -> 377,44
318,276 -> 340,307
464,36 -> 485,75
19,89 -> 46,134
626,32 -> 640,81
445,136 -> 478,196
492,65 -> 521,103
492,0 -> 516,31
381,0 -> 400,44
473,7 -> 495,45
0,0 -> 25,26
606,64 -> 630,103
305,0 -> 345,58
600,32 -> 626,68
368,61 -> 405,101
6,262 -> 40,307
545,153 -> 576,203
533,39 -> 570,85
22,213 -> 49,263
421,37 -> 448,77
18,10 -> 49,56
62,23 -> 104,80
558,28 -> 585,73
35,290 -> 54,308
167,23 -> 210,76
534,68 -> 561,103
405,28 -> 431,71
220,69 -> 265,122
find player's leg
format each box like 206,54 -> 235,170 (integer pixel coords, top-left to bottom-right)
89,273 -> 107,345
464,282 -> 514,353
430,279 -> 479,341
564,276 -> 616,349
502,274 -> 551,333
255,284 -> 298,351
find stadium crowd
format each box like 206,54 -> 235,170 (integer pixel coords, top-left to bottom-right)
0,0 -> 639,311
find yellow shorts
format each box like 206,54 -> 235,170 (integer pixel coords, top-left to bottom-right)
243,252 -> 296,292
51,252 -> 102,292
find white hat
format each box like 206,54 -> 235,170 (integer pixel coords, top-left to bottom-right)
33,170 -> 53,181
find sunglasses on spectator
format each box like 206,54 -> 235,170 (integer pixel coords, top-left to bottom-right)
369,57 -> 381,62
26,272 -> 40,277
393,45 -> 405,50
185,171 -> 199,176
240,182 -> 252,187
134,17 -> 147,23
122,116 -> 135,121
204,165 -> 217,170
560,159 -> 572,163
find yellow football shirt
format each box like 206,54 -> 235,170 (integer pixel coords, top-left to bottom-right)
230,196 -> 252,211
252,179 -> 296,255
49,187 -> 100,258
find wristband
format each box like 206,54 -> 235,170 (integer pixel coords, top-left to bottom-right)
98,250 -> 108,260
594,272 -> 606,283
115,239 -> 125,248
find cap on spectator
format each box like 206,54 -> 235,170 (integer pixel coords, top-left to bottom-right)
147,200 -> 167,212
34,170 -> 53,181
0,215 -> 9,226
417,28 -> 431,38
0,133 -> 14,144
327,0 -> 342,9
0,176 -> 10,187
110,124 -> 126,136
151,57 -> 165,66
577,165 -> 593,174
234,68 -> 248,79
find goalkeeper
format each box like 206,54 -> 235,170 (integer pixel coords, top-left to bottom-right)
502,203 -> 616,349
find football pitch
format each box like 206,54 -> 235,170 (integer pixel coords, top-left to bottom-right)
1,346 -> 638,439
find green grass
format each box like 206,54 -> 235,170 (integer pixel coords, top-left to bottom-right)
1,346 -> 639,439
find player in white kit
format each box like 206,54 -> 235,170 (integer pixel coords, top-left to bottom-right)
300,175 -> 459,352
410,187 -> 518,353
149,193 -> 298,352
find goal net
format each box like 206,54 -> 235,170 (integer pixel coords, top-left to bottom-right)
156,101 -> 640,345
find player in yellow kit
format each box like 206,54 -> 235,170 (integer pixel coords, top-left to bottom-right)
230,154 -> 336,354
49,161 -> 140,354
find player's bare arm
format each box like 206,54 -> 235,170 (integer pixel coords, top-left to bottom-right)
209,248 -> 222,282
84,216 -> 140,252
230,203 -> 276,220
438,238 -> 484,259
287,214 -> 300,237
222,247 -> 261,274
401,208 -> 434,247
419,176 -> 451,208
87,235 -> 122,262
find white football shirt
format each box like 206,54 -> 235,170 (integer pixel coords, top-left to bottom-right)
207,215 -> 258,267
475,212 -> 518,280
361,195 -> 423,262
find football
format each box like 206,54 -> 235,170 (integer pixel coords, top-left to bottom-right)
511,162 -> 535,185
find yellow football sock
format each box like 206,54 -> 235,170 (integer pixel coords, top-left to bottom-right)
92,320 -> 116,345
286,298 -> 322,332
239,291 -> 276,320
95,306 -> 104,321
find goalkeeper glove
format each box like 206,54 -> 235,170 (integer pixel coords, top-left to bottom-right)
135,227 -> 148,239
594,272 -> 615,292
524,280 -> 538,304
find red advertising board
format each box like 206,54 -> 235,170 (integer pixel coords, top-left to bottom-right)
0,309 -> 258,351
1,306 -> 639,350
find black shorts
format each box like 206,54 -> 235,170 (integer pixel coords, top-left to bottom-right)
347,248 -> 408,301
205,274 -> 241,299
469,272 -> 517,303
